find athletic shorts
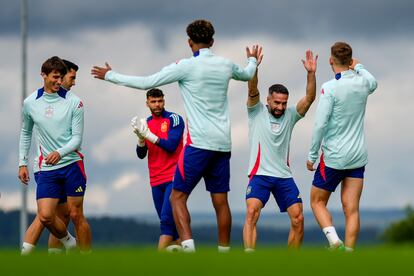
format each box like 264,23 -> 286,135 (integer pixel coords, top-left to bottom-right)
151,181 -> 179,240
35,160 -> 87,200
312,161 -> 365,192
246,175 -> 302,212
172,145 -> 231,194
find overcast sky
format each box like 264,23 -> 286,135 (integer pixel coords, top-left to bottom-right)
0,0 -> 413,217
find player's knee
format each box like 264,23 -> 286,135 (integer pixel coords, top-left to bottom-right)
69,208 -> 84,225
245,208 -> 259,225
342,203 -> 358,218
291,213 -> 304,229
310,197 -> 323,211
38,213 -> 54,226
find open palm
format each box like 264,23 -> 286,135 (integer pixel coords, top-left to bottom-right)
302,50 -> 318,73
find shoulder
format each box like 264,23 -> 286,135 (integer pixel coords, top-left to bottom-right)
65,92 -> 85,111
23,89 -> 41,107
164,110 -> 183,126
320,80 -> 336,96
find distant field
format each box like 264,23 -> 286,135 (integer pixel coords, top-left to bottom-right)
1,246 -> 413,275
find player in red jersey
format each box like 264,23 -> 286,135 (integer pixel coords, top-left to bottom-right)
132,88 -> 184,250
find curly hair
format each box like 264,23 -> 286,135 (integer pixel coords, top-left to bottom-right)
186,19 -> 215,44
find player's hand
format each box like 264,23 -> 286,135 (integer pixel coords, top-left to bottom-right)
246,45 -> 263,66
302,50 -> 318,73
306,160 -> 315,171
91,62 -> 112,80
45,151 -> 61,165
18,166 -> 30,185
131,116 -> 146,144
139,118 -> 159,144
350,58 -> 360,70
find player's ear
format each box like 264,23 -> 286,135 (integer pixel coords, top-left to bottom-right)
188,39 -> 193,48
209,39 -> 214,47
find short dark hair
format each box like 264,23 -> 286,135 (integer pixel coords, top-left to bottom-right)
331,42 -> 352,66
41,56 -> 67,76
62,59 -> 79,72
268,84 -> 289,95
146,88 -> 164,99
186,19 -> 215,44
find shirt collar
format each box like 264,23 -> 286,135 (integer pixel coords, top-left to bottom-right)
193,48 -> 211,57
335,69 -> 353,80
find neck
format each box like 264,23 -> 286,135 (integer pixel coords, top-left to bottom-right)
192,43 -> 210,53
44,87 -> 56,94
332,64 -> 349,74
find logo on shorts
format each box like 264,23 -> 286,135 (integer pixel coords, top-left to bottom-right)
161,121 -> 168,133
297,193 -> 302,199
75,186 -> 83,193
246,186 -> 252,195
45,105 -> 54,118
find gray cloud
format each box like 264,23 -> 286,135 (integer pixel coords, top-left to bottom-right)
1,0 -> 413,39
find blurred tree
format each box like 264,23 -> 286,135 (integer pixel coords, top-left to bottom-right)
383,205 -> 414,243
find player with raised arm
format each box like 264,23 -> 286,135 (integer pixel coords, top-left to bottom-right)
91,19 -> 261,252
131,88 -> 184,251
243,50 -> 318,252
307,42 -> 377,251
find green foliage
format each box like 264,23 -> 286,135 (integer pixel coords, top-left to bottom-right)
383,205 -> 414,243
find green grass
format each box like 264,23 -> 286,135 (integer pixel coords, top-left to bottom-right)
1,246 -> 413,275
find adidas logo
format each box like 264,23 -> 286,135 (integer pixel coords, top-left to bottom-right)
75,186 -> 83,193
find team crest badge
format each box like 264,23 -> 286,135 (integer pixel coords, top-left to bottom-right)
161,121 -> 168,133
45,105 -> 54,118
271,122 -> 280,133
246,186 -> 252,195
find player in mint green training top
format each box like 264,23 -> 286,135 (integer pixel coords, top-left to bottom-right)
19,56 -> 91,254
307,42 -> 377,251
91,19 -> 261,252
243,49 -> 318,252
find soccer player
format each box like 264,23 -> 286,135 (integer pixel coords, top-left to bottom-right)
243,50 -> 318,252
131,88 -> 184,251
19,57 -> 91,254
20,59 -> 78,255
91,19 -> 261,252
307,42 -> 377,251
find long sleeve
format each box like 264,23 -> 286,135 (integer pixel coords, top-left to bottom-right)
231,57 -> 257,81
308,89 -> 334,163
157,114 -> 184,153
105,62 -> 187,90
136,144 -> 148,159
354,63 -> 378,93
19,102 -> 34,167
56,100 -> 84,157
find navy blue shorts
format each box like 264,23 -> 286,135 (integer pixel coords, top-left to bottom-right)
172,145 -> 231,194
151,182 -> 179,240
313,159 -> 365,192
246,175 -> 302,212
35,161 -> 87,200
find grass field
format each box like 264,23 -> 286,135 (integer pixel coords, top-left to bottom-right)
1,246 -> 413,275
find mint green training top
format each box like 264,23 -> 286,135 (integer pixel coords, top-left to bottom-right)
308,64 -> 377,169
19,87 -> 84,172
248,103 -> 302,178
105,48 -> 257,152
